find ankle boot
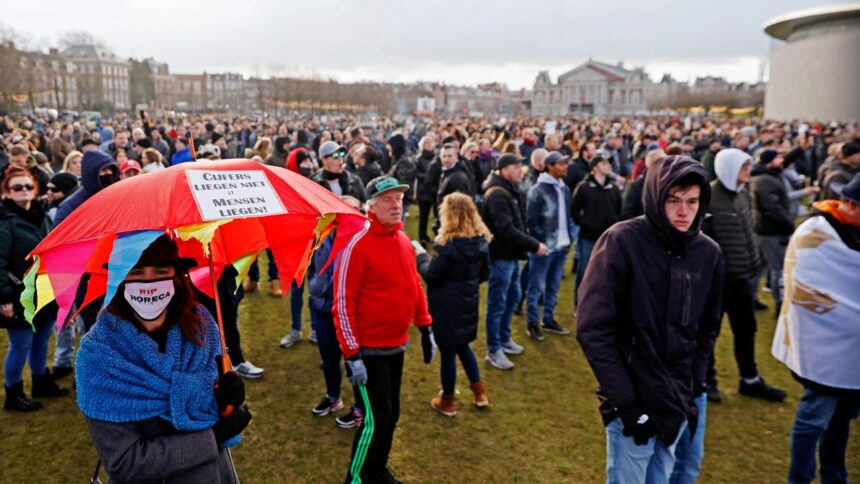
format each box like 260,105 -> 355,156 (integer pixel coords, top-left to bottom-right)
431,394 -> 457,417
269,279 -> 284,297
31,373 -> 69,398
470,381 -> 489,408
4,381 -> 43,411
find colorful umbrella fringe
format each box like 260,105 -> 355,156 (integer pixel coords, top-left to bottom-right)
20,214 -> 341,331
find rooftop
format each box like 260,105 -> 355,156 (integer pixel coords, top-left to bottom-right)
764,2 -> 860,40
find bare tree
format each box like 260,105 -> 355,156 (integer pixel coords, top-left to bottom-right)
58,30 -> 105,49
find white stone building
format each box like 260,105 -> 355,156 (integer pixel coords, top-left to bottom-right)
530,60 -> 653,116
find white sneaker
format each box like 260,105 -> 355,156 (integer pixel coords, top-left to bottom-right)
233,360 -> 264,379
485,350 -> 514,370
279,330 -> 302,348
501,340 -> 524,355
309,330 -> 318,345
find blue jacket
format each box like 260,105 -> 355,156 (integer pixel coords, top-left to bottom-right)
171,148 -> 193,165
308,234 -> 337,312
527,173 -> 575,251
54,150 -> 117,227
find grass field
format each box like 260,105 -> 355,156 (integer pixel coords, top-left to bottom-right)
1,207 -> 858,483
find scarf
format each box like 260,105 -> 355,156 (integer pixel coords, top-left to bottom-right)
76,305 -> 240,448
2,198 -> 46,228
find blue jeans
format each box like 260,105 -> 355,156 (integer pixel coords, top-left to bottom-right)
669,393 -> 707,484
575,237 -> 596,306
290,281 -> 305,332
248,248 -> 279,282
789,388 -> 860,484
526,248 -> 568,326
310,307 -> 343,400
485,260 -> 521,352
606,418 -> 687,484
439,344 -> 481,396
53,316 -> 81,368
4,322 -> 54,386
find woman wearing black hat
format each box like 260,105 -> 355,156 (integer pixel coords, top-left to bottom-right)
45,172 -> 79,223
76,236 -> 251,483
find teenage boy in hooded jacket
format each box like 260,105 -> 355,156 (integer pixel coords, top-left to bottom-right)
577,156 -> 724,484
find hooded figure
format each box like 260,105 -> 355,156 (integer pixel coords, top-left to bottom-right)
386,134 -> 417,203
53,150 -> 118,227
577,156 -> 724,449
266,136 -> 290,168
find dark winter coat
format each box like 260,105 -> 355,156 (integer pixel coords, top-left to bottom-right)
750,166 -> 794,236
54,150 -> 117,226
480,174 -> 540,261
0,199 -> 52,328
86,416 -> 239,484
418,158 -> 442,204
312,169 -> 367,203
417,236 -> 490,349
355,161 -> 385,188
388,154 -> 418,203
821,161 -> 860,201
704,181 -> 761,281
436,162 -> 475,206
572,174 -> 622,241
620,173 -> 645,220
563,156 -> 590,193
576,155 -> 724,445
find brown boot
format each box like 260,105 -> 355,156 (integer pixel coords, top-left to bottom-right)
242,278 -> 258,293
431,394 -> 457,417
470,381 -> 489,408
269,279 -> 284,297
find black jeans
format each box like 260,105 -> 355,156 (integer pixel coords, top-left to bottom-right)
418,201 -> 434,242
198,267 -> 245,365
345,352 -> 404,483
707,277 -> 758,386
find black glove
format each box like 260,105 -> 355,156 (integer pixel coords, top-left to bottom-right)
212,404 -> 252,445
419,325 -> 436,364
215,370 -> 245,407
617,402 -> 657,446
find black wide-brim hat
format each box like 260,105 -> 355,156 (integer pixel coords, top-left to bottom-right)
102,235 -> 197,271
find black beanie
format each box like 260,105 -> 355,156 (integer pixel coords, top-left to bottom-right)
49,172 -> 79,195
496,154 -> 520,171
135,138 -> 152,149
387,134 -> 406,160
759,149 -> 779,166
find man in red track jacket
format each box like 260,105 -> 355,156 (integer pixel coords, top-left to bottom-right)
334,176 -> 434,484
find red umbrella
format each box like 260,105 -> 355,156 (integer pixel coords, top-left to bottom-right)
25,159 -> 366,403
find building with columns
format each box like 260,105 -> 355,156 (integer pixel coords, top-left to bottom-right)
530,59 -> 654,116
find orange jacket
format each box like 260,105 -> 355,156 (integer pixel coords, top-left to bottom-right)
333,213 -> 431,358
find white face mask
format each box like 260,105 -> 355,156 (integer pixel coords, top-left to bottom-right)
123,278 -> 175,321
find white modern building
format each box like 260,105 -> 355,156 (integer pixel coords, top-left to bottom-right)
764,3 -> 860,121
530,60 -> 653,116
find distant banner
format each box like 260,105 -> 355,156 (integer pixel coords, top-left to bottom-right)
187,170 -> 287,221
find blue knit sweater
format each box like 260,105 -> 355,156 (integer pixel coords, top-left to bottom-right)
76,305 -> 240,448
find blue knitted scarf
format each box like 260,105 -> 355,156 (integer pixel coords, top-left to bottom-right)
76,305 -> 240,448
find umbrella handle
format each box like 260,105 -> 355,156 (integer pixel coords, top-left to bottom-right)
208,245 -> 234,417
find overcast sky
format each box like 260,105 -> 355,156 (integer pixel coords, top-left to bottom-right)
0,0 -> 850,89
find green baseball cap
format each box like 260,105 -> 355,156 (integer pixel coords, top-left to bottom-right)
366,176 -> 410,199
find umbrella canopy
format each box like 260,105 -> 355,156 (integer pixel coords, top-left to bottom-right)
23,158 -> 366,330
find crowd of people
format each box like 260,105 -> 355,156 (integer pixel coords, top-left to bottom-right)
1,109 -> 859,483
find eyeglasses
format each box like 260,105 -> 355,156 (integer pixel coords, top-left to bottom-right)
48,186 -> 63,193
10,184 -> 35,192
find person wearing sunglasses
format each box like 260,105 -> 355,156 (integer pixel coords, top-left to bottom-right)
1,168 -> 69,412
312,141 -> 367,203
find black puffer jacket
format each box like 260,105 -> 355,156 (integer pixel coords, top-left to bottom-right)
480,174 -> 540,260
750,166 -> 794,236
704,181 -> 761,280
0,199 -> 52,328
417,236 -> 490,349
436,162 -> 475,206
418,158 -> 442,204
572,174 -> 622,241
577,156 -> 724,445
311,169 -> 367,203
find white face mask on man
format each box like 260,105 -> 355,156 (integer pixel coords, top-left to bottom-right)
123,278 -> 175,320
